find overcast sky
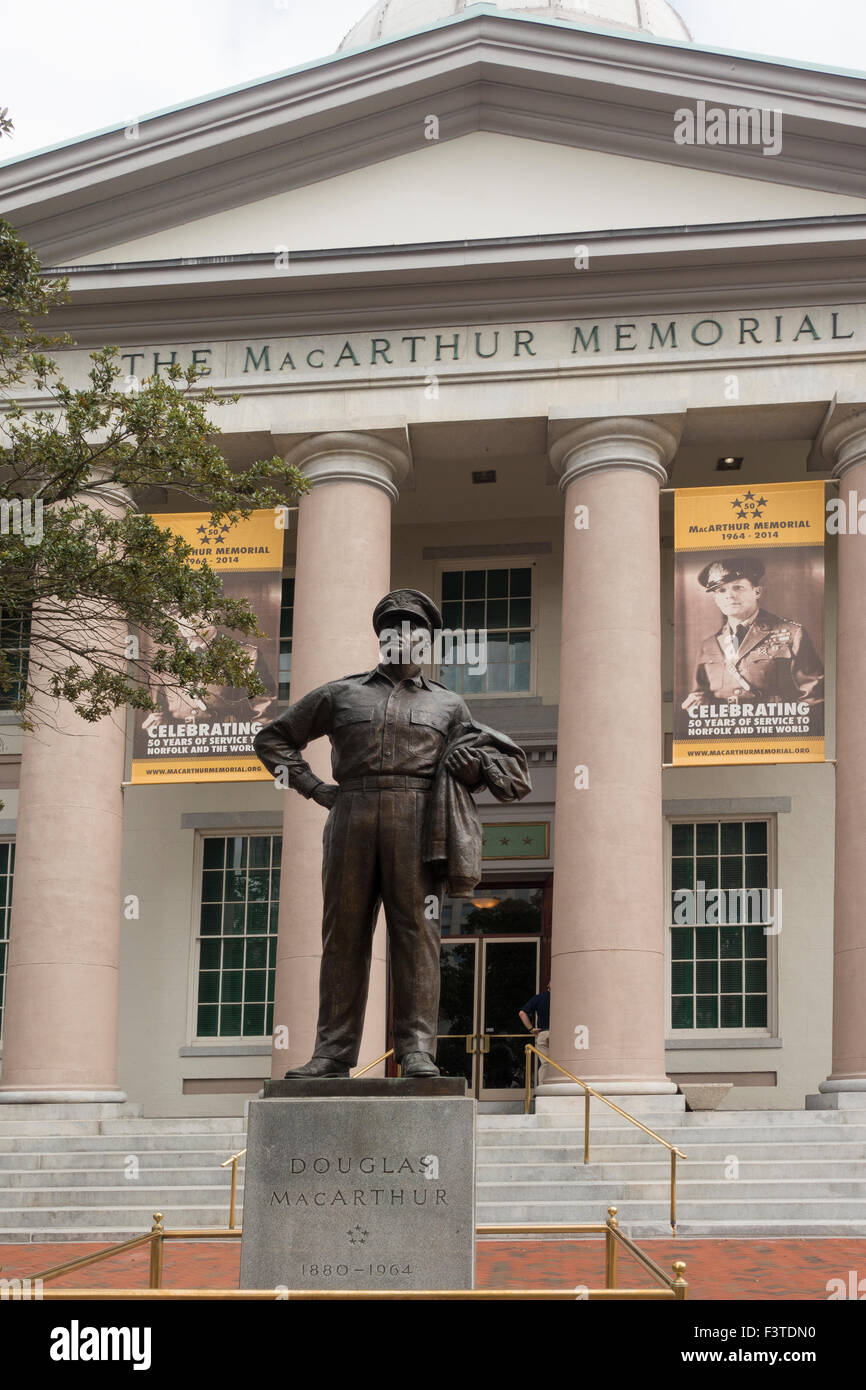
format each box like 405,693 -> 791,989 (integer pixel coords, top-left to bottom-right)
1,0 -> 864,160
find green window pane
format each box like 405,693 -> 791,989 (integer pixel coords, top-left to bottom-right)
745,822 -> 768,854
268,939 -> 277,967
720,856 -> 743,891
272,836 -> 282,859
0,942 -> 6,973
243,1004 -> 265,1035
442,601 -> 462,627
246,938 -> 268,969
281,575 -> 294,601
220,1004 -> 242,1036
245,970 -> 267,1002
486,569 -> 508,598
246,870 -> 270,901
442,572 -> 463,600
696,961 -> 718,993
221,971 -> 243,1003
745,959 -> 767,992
465,600 -> 485,628
696,823 -> 718,855
199,940 -> 221,971
671,997 -> 693,1029
671,961 -> 693,994
269,902 -> 280,932
721,960 -> 742,993
486,600 -> 508,628
265,1002 -> 274,1035
198,972 -> 219,1004
745,995 -> 768,1027
248,837 -> 271,868
509,598 -> 531,626
509,568 -> 532,596
696,857 -> 718,892
671,927 -> 694,959
201,871 -> 223,903
222,939 -> 244,970
0,843 -> 10,872
486,664 -> 508,693
488,636 -> 508,663
246,903 -> 268,934
226,837 -> 248,870
746,856 -> 768,890
271,868 -> 281,899
223,903 -> 246,935
202,838 -> 225,870
224,870 -> 247,902
671,890 -> 694,924
200,904 -> 222,935
279,609 -> 293,638
197,1004 -> 218,1037
267,967 -> 275,999
508,663 -> 531,692
744,924 -> 767,957
720,926 -> 743,959
721,995 -> 743,1028
671,859 -> 694,892
671,823 -> 694,856
695,928 -> 717,959
742,889 -> 768,925
466,571 -> 485,599
696,997 -> 719,1028
721,822 -> 743,855
509,632 -> 531,662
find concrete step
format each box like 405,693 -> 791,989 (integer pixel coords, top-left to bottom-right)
0,1133 -> 246,1154
477,1159 -> 866,1180
0,1185 -> 243,1209
0,1149 -> 248,1170
475,1142 -> 866,1161
0,1168 -> 244,1188
0,1204 -> 239,1233
477,1179 -> 866,1202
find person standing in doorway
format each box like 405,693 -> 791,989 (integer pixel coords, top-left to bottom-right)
519,981 -> 551,1085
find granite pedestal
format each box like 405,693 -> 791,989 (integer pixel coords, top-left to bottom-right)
239,1078 -> 475,1291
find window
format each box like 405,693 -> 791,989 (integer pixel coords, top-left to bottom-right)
195,834 -> 280,1039
279,576 -> 294,701
0,840 -> 14,1040
439,566 -> 532,695
669,819 -> 771,1032
0,609 -> 30,709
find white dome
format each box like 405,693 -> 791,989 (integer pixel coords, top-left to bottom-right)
338,0 -> 691,50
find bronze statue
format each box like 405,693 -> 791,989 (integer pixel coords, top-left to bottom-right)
253,588 -> 531,1079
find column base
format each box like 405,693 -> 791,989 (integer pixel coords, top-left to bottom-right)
806,1079 -> 866,1110
534,1082 -> 684,1117
534,1079 -> 679,1097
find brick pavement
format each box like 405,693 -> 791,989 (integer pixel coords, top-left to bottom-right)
2,1238 -> 865,1298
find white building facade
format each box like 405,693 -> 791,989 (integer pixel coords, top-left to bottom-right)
1,0 -> 865,1117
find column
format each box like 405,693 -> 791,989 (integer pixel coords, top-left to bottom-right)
271,432 -> 409,1077
817,411 -> 866,1104
0,483 -> 131,1102
547,417 -> 679,1095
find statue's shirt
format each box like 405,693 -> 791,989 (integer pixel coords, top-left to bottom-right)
253,667 -> 472,795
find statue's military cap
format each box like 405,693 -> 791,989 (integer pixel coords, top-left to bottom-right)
372,588 -> 442,636
697,555 -> 765,592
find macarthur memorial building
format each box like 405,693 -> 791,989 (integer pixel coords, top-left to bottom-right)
2,0 -> 866,1171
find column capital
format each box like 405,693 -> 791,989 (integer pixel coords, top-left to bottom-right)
286,431 -> 411,503
548,416 -> 681,492
820,409 -> 866,480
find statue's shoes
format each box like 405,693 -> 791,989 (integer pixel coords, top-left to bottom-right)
400,1052 -> 440,1078
283,1057 -> 350,1078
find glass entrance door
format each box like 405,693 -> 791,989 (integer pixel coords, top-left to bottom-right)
436,936 -> 540,1100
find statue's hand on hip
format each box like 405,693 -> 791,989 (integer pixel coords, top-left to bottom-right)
311,783 -> 339,809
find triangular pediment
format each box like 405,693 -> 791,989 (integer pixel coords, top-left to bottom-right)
67,132 -> 866,264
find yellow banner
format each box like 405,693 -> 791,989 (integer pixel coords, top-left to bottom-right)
150,509 -> 282,572
131,509 -> 282,784
673,481 -> 825,766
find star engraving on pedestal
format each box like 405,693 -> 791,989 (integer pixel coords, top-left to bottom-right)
347,1225 -> 369,1246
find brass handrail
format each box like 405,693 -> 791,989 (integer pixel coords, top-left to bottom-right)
351,1048 -> 394,1077
14,1207 -> 686,1300
524,1044 -> 687,1235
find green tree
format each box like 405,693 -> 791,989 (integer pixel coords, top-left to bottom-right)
0,108 -> 310,730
